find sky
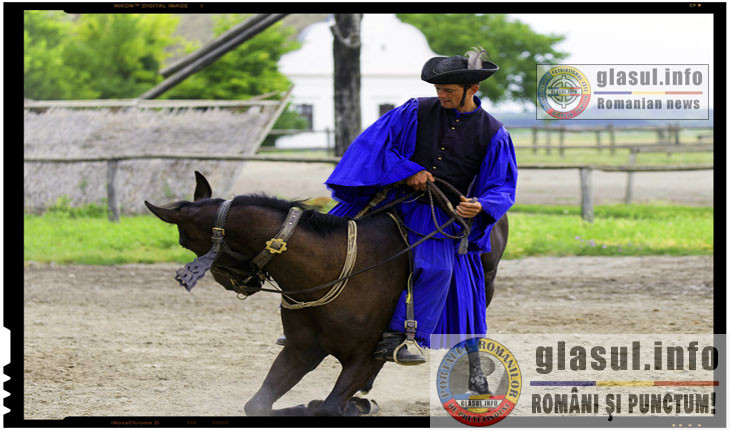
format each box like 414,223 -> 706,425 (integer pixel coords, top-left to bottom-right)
497,13 -> 715,112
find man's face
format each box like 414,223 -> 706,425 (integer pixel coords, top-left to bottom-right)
434,84 -> 465,109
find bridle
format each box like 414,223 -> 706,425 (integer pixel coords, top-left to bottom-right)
173,179 -> 474,304
174,200 -> 305,299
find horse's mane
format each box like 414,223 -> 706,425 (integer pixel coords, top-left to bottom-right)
170,194 -> 352,237
235,194 -> 351,237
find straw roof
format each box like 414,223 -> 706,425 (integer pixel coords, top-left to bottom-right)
24,98 -> 287,214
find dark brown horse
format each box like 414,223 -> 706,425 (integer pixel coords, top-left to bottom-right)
145,172 -> 508,416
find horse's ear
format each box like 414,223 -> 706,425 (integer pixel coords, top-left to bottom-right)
194,171 -> 212,201
145,201 -> 181,224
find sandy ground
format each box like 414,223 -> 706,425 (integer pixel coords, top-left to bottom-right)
231,161 -> 714,206
23,256 -> 713,419
20,160 -> 714,419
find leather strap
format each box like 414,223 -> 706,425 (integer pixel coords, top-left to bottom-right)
251,207 -> 303,270
175,199 -> 233,292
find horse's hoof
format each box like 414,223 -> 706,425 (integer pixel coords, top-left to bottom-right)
469,375 -> 493,395
350,397 -> 379,416
270,404 -> 313,416
307,399 -> 323,409
367,399 -> 380,416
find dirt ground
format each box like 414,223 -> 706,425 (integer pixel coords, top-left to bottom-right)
20,160 -> 714,419
231,161 -> 714,206
23,255 -> 713,419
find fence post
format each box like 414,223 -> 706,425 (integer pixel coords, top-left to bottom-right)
624,149 -> 637,204
579,167 -> 594,222
532,126 -> 538,154
608,123 -> 616,155
559,126 -> 565,158
595,130 -> 602,153
325,127 -> 332,156
107,159 -> 120,222
673,122 -> 681,145
545,123 -> 551,155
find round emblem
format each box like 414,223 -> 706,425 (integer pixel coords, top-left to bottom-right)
436,337 -> 522,426
538,66 -> 592,119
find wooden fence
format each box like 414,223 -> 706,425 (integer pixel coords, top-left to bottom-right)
508,124 -> 712,157
24,154 -> 712,223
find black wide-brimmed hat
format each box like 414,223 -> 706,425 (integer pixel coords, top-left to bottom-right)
421,47 -> 499,84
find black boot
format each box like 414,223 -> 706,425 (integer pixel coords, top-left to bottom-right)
276,335 -> 287,346
372,331 -> 425,365
467,348 -> 493,395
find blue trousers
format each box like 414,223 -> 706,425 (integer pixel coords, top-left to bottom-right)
387,200 -> 487,349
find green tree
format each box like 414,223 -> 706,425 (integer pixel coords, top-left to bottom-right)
397,14 -> 567,106
24,12 -> 183,99
165,14 -> 300,99
24,11 -> 95,99
62,14 -> 182,98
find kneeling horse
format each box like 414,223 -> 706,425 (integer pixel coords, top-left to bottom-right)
145,172 -> 508,416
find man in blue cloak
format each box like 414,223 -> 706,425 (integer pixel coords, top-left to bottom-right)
324,47 -> 518,366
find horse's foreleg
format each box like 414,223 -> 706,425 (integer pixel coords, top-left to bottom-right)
311,359 -> 384,416
244,345 -> 326,416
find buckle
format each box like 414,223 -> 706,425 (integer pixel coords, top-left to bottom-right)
265,238 -> 288,254
404,320 -> 417,332
212,227 -> 225,237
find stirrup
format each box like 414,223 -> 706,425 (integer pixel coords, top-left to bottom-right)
392,319 -> 424,365
392,338 -> 425,365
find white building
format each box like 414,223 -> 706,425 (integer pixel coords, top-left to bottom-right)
276,14 -> 438,149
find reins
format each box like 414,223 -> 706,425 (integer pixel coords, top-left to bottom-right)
175,179 -> 475,307
233,179 -> 472,298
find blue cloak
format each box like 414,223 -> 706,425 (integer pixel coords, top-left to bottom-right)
325,98 -> 518,348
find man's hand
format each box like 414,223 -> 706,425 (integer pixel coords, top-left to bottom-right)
406,170 -> 435,191
456,196 -> 482,219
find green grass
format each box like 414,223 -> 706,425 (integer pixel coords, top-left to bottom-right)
24,202 -> 713,265
24,214 -> 196,265
505,204 -> 713,258
514,147 -> 713,166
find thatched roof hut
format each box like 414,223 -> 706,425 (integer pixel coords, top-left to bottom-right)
24,96 -> 288,213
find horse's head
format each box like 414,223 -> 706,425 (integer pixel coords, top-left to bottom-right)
145,171 -> 263,294
144,171 -> 218,257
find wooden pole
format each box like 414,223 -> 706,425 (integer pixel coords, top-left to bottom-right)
331,14 -> 363,157
106,160 -> 120,222
595,130 -> 602,153
624,149 -> 636,204
159,14 -> 271,78
545,123 -> 551,155
608,123 -> 616,155
579,167 -> 594,222
674,123 -> 681,145
559,126 -> 565,158
532,125 -> 538,154
139,14 -> 286,100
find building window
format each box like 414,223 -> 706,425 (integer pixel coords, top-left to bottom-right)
379,104 -> 395,117
295,104 -> 314,130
